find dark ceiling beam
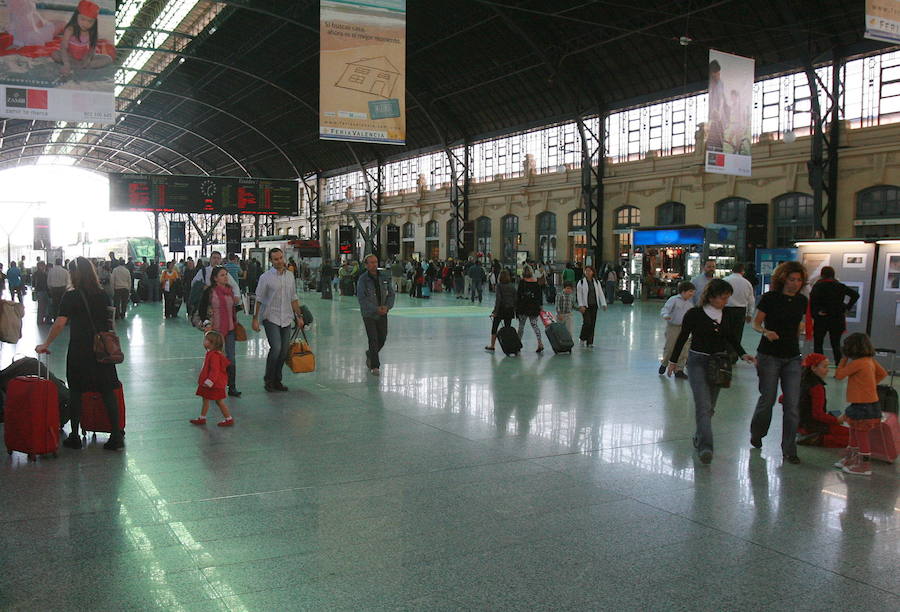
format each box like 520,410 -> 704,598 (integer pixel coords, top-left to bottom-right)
210,1 -> 317,34
7,142 -> 171,173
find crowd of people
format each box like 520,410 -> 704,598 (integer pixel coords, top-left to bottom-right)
7,247 -> 889,475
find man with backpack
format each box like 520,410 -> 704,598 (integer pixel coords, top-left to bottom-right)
189,251 -> 240,316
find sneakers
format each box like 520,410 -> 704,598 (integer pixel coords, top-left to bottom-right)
189,417 -> 207,425
371,368 -> 380,376
842,454 -> 872,475
833,448 -> 857,469
217,418 -> 235,427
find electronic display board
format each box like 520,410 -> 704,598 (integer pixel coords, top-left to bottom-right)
109,173 -> 299,215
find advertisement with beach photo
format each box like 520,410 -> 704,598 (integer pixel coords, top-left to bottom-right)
320,0 -> 406,145
0,0 -> 115,123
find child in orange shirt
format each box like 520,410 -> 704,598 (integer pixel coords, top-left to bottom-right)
190,331 -> 234,427
834,333 -> 887,475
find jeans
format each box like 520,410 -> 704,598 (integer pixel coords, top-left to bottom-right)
263,320 -> 292,383
579,306 -> 598,344
751,352 -> 802,456
114,289 -> 130,319
224,330 -> 237,388
687,352 -> 721,453
363,316 -> 388,369
813,317 -> 844,363
70,389 -> 121,440
35,289 -> 49,323
605,280 -> 616,304
148,281 -> 161,302
470,280 -> 483,302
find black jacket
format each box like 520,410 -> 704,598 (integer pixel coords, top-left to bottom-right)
516,280 -> 543,317
809,279 -> 859,322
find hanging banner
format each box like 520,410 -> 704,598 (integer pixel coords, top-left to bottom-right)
320,0 -> 406,145
865,0 -> 900,43
0,0 -> 116,124
33,217 -> 50,250
225,222 -> 241,256
385,224 -> 400,256
705,49 -> 754,178
169,221 -> 186,253
338,225 -> 354,254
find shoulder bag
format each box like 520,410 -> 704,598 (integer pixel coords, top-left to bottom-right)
79,291 -> 124,365
705,352 -> 732,388
0,299 -> 25,344
286,326 -> 315,373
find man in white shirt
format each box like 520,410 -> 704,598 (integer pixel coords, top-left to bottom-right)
252,248 -> 304,392
191,251 -> 240,297
723,263 -> 755,360
47,259 -> 70,320
110,262 -> 132,319
691,259 -> 717,305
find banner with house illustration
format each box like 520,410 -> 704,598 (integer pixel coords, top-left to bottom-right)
865,0 -> 900,43
704,49 -> 754,178
0,0 -> 116,123
320,0 -> 406,145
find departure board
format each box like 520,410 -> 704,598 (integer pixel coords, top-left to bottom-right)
109,173 -> 299,215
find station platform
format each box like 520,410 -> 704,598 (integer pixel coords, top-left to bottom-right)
1,290 -> 898,610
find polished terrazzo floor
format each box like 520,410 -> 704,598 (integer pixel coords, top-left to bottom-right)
0,286 -> 898,611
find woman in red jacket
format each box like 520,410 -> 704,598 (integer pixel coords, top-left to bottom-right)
796,353 -> 848,447
189,330 -> 234,426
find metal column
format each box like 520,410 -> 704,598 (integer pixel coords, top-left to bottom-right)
805,49 -> 844,238
577,114 -> 605,267
448,144 -> 470,260
302,173 -> 320,241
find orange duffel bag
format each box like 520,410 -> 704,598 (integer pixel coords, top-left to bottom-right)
286,326 -> 315,373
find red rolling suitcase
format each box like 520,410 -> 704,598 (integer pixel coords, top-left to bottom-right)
4,356 -> 59,461
80,383 -> 126,441
869,412 -> 899,463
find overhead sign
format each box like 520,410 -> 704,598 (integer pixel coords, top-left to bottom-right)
633,228 -> 706,246
169,221 -> 186,253
385,224 -> 400,256
109,173 -> 299,215
705,49 -> 754,178
225,223 -> 241,255
0,0 -> 116,123
320,0 -> 406,145
290,240 -> 322,257
866,0 -> 900,43
33,217 -> 50,250
338,225 -> 354,254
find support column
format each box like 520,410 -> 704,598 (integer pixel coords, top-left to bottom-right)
153,212 -> 160,261
448,143 -> 470,260
805,49 -> 844,238
577,114 -> 605,267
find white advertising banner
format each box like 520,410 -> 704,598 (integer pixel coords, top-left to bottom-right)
0,0 -> 116,124
705,49 -> 754,178
865,0 -> 900,44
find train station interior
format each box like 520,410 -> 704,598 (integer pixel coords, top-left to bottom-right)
1,1 -> 899,610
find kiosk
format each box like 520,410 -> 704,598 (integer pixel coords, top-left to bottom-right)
755,248 -> 797,295
631,225 -> 737,299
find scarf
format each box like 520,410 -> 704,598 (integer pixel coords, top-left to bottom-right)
212,284 -> 234,335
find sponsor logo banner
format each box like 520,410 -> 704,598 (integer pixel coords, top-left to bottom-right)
705,49 -> 754,178
320,0 -> 406,145
866,0 -> 900,43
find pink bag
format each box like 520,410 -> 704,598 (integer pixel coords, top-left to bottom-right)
539,310 -> 555,327
869,412 -> 899,463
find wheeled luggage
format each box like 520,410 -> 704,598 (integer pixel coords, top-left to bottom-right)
876,348 -> 897,414
617,290 -> 635,305
80,383 -> 126,441
321,281 -> 332,299
869,412 -> 899,463
497,325 -> 522,356
4,356 -> 59,460
545,321 -> 574,354
0,357 -> 69,427
340,277 -> 354,296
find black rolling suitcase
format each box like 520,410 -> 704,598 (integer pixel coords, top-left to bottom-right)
617,289 -> 635,305
544,321 -> 574,354
321,281 -> 332,300
497,326 -> 522,356
876,348 -> 898,414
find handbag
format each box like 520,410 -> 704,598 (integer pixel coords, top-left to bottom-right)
0,299 -> 25,343
705,352 -> 732,388
234,322 -> 248,342
79,291 -> 124,364
286,326 -> 316,373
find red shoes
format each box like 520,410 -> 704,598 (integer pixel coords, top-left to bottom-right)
189,418 -> 207,425
217,418 -> 235,427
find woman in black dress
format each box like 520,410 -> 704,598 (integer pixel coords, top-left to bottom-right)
36,257 -> 123,450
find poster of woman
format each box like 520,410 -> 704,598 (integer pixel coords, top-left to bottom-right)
0,0 -> 115,123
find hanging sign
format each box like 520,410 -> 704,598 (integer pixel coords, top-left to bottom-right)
33,217 -> 51,250
705,50 -> 754,178
319,0 -> 406,145
169,221 -> 186,253
385,224 -> 400,256
865,0 -> 900,43
338,225 -> 354,254
225,223 -> 241,256
0,1 -> 116,123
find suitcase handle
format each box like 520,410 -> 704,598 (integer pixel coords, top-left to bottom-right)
876,348 -> 897,383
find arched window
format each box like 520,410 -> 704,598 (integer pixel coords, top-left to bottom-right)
613,205 -> 641,257
569,209 -> 587,263
425,220 -> 439,260
715,197 -> 750,260
856,186 -> 900,238
425,220 -> 438,239
656,201 -> 685,226
402,222 -> 415,239
536,212 -> 557,263
501,214 -> 518,263
475,216 -> 491,260
773,192 -> 814,247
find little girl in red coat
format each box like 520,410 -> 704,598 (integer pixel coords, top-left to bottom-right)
190,331 -> 234,426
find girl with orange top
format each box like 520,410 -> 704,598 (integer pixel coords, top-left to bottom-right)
834,333 -> 887,475
50,1 -> 113,79
190,330 -> 234,427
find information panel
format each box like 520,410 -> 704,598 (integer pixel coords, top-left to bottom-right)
169,221 -> 186,253
33,217 -> 51,250
109,173 -> 299,215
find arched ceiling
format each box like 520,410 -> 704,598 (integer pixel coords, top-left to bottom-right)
0,0 -> 887,179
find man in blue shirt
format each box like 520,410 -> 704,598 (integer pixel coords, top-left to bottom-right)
7,260 -> 23,304
225,254 -> 242,287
